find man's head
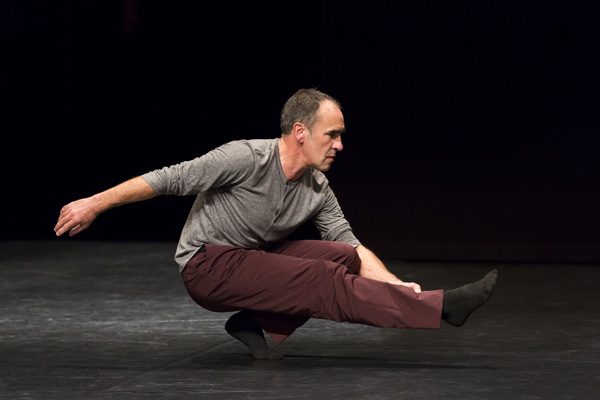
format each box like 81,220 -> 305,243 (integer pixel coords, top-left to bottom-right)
280,89 -> 342,135
280,89 -> 345,173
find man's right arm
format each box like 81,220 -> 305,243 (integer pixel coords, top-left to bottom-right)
54,176 -> 157,237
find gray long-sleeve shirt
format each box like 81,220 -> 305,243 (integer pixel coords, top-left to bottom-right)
142,138 -> 360,271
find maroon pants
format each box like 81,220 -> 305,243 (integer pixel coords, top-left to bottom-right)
181,240 -> 443,344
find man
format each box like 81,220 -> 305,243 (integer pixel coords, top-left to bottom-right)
55,89 -> 497,360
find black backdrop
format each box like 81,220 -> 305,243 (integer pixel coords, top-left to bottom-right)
2,0 -> 599,262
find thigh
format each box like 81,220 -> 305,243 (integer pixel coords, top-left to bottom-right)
269,240 -> 361,274
182,243 -> 351,315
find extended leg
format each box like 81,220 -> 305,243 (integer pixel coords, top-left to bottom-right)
182,244 -> 443,330
181,243 -> 496,359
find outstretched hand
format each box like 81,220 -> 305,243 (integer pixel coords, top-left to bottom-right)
54,197 -> 101,237
355,245 -> 423,294
54,176 -> 157,237
388,277 -> 422,294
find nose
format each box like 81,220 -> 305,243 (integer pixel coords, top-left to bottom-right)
333,136 -> 343,151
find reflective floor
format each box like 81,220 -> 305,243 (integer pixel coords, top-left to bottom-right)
1,241 -> 599,399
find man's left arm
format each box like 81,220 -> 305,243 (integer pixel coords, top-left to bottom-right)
311,187 -> 422,294
355,245 -> 422,294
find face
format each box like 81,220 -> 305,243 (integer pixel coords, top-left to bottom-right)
301,100 -> 345,171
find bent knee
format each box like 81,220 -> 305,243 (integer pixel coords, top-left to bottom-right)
330,242 -> 361,274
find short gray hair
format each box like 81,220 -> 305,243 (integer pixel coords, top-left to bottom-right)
280,88 -> 341,135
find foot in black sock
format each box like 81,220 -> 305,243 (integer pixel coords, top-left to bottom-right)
442,269 -> 498,327
225,310 -> 283,360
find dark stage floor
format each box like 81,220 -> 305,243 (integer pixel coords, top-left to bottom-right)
1,241 -> 599,399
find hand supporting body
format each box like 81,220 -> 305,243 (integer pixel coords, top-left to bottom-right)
54,176 -> 157,237
355,245 -> 422,293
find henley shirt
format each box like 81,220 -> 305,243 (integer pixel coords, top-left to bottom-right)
142,138 -> 360,271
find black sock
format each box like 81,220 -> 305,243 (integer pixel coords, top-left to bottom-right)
442,269 -> 498,327
224,310 -> 283,360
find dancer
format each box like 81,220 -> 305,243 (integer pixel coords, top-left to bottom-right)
55,88 -> 497,359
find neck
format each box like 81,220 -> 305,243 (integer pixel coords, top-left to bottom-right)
278,136 -> 308,182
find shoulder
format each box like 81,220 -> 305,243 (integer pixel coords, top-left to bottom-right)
217,138 -> 277,157
243,138 -> 279,155
207,138 -> 279,174
196,140 -> 256,176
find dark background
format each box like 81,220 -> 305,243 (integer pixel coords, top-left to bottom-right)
2,0 -> 599,262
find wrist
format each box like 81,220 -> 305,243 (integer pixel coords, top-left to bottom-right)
90,192 -> 112,214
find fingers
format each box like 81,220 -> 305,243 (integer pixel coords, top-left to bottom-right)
389,278 -> 422,294
401,282 -> 421,294
54,208 -> 70,236
54,212 -> 75,236
54,203 -> 86,237
68,223 -> 84,237
55,218 -> 85,237
411,282 -> 422,294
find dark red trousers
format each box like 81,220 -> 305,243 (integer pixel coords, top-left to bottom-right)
181,240 -> 443,344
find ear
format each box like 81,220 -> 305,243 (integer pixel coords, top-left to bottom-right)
292,122 -> 306,144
